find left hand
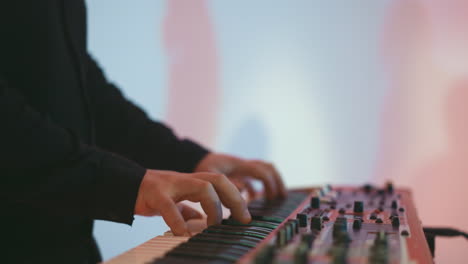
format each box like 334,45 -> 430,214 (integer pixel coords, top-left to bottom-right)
194,153 -> 287,200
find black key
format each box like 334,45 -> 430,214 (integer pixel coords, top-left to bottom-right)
222,219 -> 279,230
204,228 -> 267,239
208,225 -> 272,236
175,242 -> 250,253
251,215 -> 284,223
193,232 -> 263,244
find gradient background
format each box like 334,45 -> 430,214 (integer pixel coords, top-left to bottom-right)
86,0 -> 468,262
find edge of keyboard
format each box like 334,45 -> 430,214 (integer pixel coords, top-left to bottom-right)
103,185 -> 433,264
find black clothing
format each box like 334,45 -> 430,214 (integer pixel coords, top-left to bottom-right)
0,1 -> 208,263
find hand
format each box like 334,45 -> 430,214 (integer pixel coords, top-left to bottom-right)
194,153 -> 287,200
134,169 -> 251,235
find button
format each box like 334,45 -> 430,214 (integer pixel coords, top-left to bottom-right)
386,182 -> 394,194
392,217 -> 400,228
294,243 -> 309,264
310,196 -> 320,209
363,184 -> 373,193
369,231 -> 389,264
375,231 -> 387,245
285,224 -> 293,242
288,219 -> 299,234
296,214 -> 308,227
330,246 -> 348,264
399,207 -> 405,212
352,219 -> 362,230
354,201 -> 364,213
401,230 -> 409,236
276,228 -> 286,247
333,217 -> 348,239
301,233 -> 315,248
319,189 -> 325,196
391,200 -> 398,209
311,216 -> 322,231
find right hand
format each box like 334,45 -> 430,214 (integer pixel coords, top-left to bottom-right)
134,169 -> 252,235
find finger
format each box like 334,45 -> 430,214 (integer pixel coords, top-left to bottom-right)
233,162 -> 278,200
177,203 -> 204,221
185,178 -> 223,226
230,177 -> 245,191
192,173 -> 251,224
264,163 -> 287,198
244,179 -> 257,200
158,196 -> 187,236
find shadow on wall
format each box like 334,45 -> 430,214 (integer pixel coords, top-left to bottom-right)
226,116 -> 270,160
163,0 -> 220,148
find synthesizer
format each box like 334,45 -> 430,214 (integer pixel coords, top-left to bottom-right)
103,183 -> 433,264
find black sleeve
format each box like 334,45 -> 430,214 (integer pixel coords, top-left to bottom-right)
0,77 -> 145,225
86,54 -> 209,172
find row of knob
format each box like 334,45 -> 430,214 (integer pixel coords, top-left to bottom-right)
310,196 -> 400,213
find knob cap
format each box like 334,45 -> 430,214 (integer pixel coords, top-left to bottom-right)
392,217 -> 400,228
354,201 -> 364,213
296,214 -> 308,227
276,228 -> 286,247
352,219 -> 362,230
310,196 -> 320,209
311,216 -> 322,231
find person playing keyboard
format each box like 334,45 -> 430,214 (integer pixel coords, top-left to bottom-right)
0,1 -> 286,263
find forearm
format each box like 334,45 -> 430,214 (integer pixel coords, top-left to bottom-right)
86,54 -> 209,172
0,78 -> 144,225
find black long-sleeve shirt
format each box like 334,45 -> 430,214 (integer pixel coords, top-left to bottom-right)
0,1 -> 208,263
